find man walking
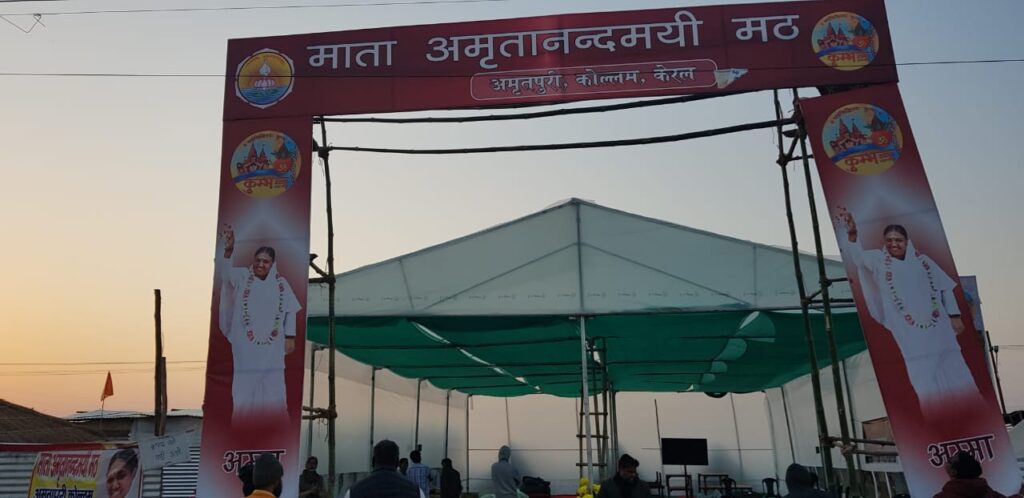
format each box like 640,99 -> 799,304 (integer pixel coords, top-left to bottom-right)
406,450 -> 432,497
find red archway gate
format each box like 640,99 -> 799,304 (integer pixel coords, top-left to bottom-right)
197,1 -> 1018,497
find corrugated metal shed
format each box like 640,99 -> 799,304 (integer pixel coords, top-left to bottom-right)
0,451 -> 35,498
159,446 -> 200,498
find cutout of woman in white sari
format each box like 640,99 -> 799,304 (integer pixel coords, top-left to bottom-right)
836,208 -> 980,416
217,224 -> 301,425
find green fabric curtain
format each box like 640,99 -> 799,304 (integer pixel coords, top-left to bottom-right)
307,310 -> 866,397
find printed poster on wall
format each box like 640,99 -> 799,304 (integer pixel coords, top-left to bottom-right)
799,83 -> 1020,497
29,448 -> 143,498
196,117 -> 312,498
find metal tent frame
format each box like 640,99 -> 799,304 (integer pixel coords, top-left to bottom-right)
302,88 -> 888,497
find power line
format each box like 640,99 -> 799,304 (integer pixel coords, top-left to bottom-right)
0,368 -> 207,377
0,0 -> 527,16
0,360 -> 204,366
0,58 -> 1021,78
317,90 -> 750,124
322,117 -> 793,154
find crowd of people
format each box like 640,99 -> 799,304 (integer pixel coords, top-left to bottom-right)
233,441 -> 501,498
233,444 -> 1022,498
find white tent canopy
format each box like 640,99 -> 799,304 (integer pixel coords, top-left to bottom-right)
308,198 -> 853,318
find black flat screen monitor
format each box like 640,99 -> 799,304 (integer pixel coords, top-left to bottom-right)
660,438 -> 708,466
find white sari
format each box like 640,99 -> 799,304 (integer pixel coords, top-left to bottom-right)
218,254 -> 301,424
840,236 -> 978,408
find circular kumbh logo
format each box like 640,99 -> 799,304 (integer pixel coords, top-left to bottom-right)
821,103 -> 903,176
235,49 -> 295,108
812,12 -> 879,71
230,131 -> 302,198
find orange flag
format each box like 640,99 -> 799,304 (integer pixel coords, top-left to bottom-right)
100,371 -> 114,401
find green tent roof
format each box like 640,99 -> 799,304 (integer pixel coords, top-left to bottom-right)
307,199 -> 866,397
308,311 -> 865,396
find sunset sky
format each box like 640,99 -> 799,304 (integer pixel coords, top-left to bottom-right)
1,0 -> 1022,418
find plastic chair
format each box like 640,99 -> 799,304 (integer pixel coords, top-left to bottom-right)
666,473 -> 693,498
649,471 -> 666,497
723,477 -> 737,498
762,478 -> 779,498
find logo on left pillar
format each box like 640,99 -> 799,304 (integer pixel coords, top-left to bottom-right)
235,49 -> 295,109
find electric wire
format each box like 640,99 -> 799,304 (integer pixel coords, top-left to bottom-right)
0,0 -> 532,16
0,360 -> 204,366
316,91 -> 750,124
1,58 -> 1022,78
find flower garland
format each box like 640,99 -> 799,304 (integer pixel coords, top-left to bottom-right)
884,250 -> 941,330
241,272 -> 286,345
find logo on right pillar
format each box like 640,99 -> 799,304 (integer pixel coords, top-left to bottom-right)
812,12 -> 880,71
821,103 -> 903,176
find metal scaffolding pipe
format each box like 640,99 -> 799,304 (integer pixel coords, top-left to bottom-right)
369,367 -> 377,469
466,394 -> 472,494
444,390 -> 451,458
414,378 -> 423,448
579,317 -> 595,485
610,390 -> 620,461
307,345 -> 316,459
317,120 -> 339,496
774,89 -> 835,490
794,87 -> 861,495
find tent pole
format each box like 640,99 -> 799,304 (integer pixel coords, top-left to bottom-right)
318,118 -> 340,496
794,87 -> 861,497
840,360 -> 863,475
574,200 -> 595,487
610,389 -> 620,462
655,399 -> 666,492
504,398 -> 512,446
592,373 -> 603,481
730,394 -> 745,479
601,349 -> 611,480
307,345 -> 316,458
415,378 -> 423,449
579,317 -> 595,486
764,389 -> 782,480
774,89 -> 835,491
466,394 -> 472,494
780,386 -> 797,462
577,397 -> 584,479
370,366 -> 377,469
444,390 -> 451,458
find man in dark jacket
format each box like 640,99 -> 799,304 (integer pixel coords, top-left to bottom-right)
934,452 -> 1023,498
597,454 -> 650,498
783,463 -> 830,498
440,458 -> 463,498
345,440 -> 424,498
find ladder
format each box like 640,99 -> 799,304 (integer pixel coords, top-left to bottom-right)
577,339 -> 612,482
